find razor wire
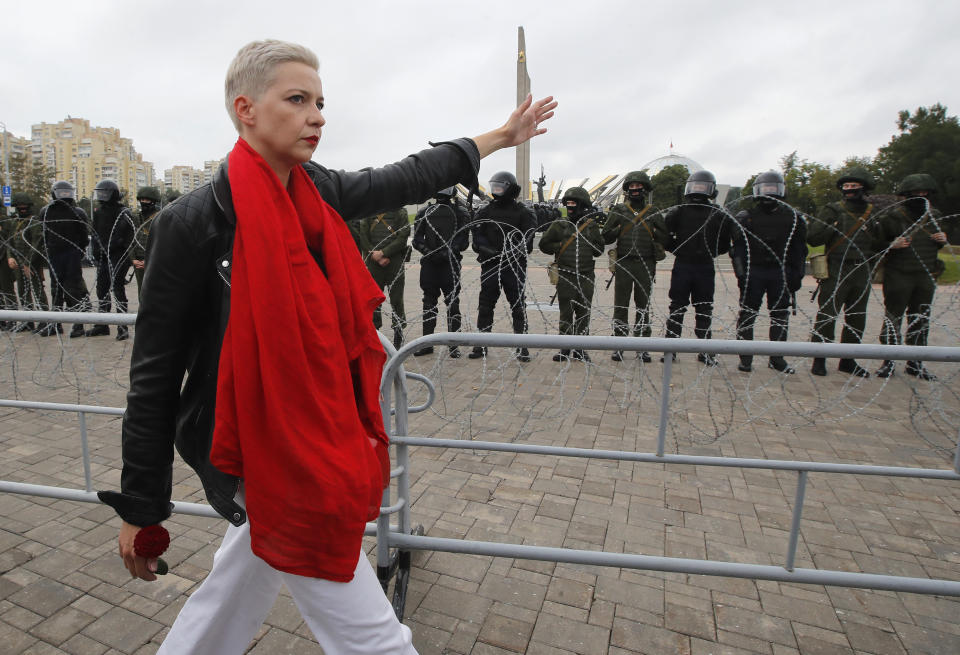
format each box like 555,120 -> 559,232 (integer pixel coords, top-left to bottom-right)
2,195 -> 960,467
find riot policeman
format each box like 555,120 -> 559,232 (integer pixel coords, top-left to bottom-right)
88,179 -> 135,340
875,173 -> 946,380
5,193 -> 54,335
468,171 -> 537,361
602,170 -> 668,362
131,186 -> 161,298
539,187 -> 605,362
808,167 -> 884,377
411,187 -> 470,357
731,171 -> 807,373
663,170 -> 732,365
40,181 -> 91,337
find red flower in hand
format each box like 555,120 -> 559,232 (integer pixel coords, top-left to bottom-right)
134,525 -> 170,575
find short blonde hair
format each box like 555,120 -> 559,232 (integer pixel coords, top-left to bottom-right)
224,39 -> 320,132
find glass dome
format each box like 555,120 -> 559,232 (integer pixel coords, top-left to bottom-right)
640,152 -> 704,177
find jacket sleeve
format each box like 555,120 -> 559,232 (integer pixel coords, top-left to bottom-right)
381,209 -> 410,259
97,204 -> 209,526
522,206 -> 537,253
587,221 -> 605,256
305,139 -> 480,221
807,205 -> 837,247
601,207 -> 624,245
539,222 -> 562,255
453,205 -> 470,252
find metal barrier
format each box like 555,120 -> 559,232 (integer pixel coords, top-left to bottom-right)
3,310 -> 960,621
375,332 -> 960,618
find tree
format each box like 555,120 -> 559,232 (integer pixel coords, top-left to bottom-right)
3,152 -> 55,209
873,103 -> 960,215
778,152 -> 835,216
649,164 -> 689,209
164,189 -> 182,203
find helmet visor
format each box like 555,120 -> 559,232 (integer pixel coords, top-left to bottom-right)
94,189 -> 113,202
54,187 -> 76,200
489,181 -> 509,197
684,180 -> 715,197
754,181 -> 785,197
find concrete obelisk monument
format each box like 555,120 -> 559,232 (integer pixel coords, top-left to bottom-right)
516,26 -> 531,200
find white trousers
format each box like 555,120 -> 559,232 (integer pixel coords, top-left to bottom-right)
158,512 -> 416,654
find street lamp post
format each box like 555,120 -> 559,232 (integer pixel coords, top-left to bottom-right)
0,120 -> 9,187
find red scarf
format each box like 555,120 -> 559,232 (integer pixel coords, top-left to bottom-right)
210,138 -> 389,581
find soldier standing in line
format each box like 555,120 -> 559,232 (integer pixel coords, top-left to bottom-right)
40,180 -> 91,338
539,186 -> 605,362
356,207 -> 410,349
662,170 -> 732,365
5,193 -> 55,335
731,171 -> 807,374
602,170 -> 668,363
88,179 -> 135,340
875,174 -> 947,380
0,206 -> 17,331
411,187 -> 470,358
468,171 -> 537,362
807,168 -> 884,377
131,187 -> 161,299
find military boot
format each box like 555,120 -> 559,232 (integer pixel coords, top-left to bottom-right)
86,324 -> 110,337
515,348 -> 531,362
115,325 -> 129,341
70,324 -> 86,338
552,349 -> 570,362
738,355 -> 753,373
13,322 -> 35,333
875,360 -> 895,378
697,353 -> 718,367
448,346 -> 461,359
36,324 -> 58,337
811,358 -> 827,376
611,350 -> 623,362
638,351 -> 651,363
468,346 -> 486,359
413,345 -> 434,357
905,361 -> 936,381
838,358 -> 869,377
768,357 -> 795,374
392,327 -> 404,350
571,349 -> 590,362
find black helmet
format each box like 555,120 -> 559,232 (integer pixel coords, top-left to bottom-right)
11,192 -> 33,209
488,171 -> 520,200
684,170 -> 718,200
51,180 -> 76,202
752,170 -> 785,199
94,179 -> 123,203
136,186 -> 161,203
836,167 -> 875,191
435,186 -> 456,201
622,170 -> 652,203
897,173 -> 937,196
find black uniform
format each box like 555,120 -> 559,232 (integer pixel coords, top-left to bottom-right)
470,199 -> 537,336
91,202 -> 135,316
40,199 -> 91,330
663,202 -> 732,340
731,202 -> 807,370
412,199 -> 470,347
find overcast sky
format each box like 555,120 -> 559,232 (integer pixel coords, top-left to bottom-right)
3,0 -> 958,189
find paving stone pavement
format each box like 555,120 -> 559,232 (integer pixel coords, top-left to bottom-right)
1,259 -> 959,654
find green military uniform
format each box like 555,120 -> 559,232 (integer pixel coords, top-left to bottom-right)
539,188 -> 605,351
874,174 -> 946,379
808,198 -> 883,345
878,205 -> 943,345
131,205 -> 158,297
0,216 -> 17,328
5,213 -> 50,317
356,208 -> 410,342
602,200 -> 667,340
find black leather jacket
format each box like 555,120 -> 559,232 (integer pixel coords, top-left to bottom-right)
98,138 -> 480,527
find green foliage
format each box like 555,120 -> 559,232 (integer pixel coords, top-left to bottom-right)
938,250 -> 960,285
2,152 -> 55,209
874,103 -> 960,215
778,152 -> 836,215
649,164 -> 688,208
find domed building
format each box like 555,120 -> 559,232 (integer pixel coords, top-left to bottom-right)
639,151 -> 705,177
